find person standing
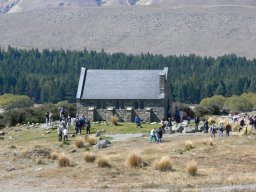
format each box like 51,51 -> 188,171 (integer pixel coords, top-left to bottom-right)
218,123 -> 224,137
75,115 -> 81,135
63,128 -> 68,142
210,123 -> 216,137
86,120 -> 91,134
195,116 -> 200,130
45,112 -> 49,126
67,115 -> 72,132
175,107 -> 180,123
149,128 -> 157,143
179,109 -> 184,123
226,123 -> 232,137
204,120 -> 209,133
157,127 -> 163,143
135,114 -> 142,128
49,111 -> 53,126
57,126 -> 63,142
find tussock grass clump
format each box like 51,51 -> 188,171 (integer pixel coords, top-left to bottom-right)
36,157 -> 44,165
233,122 -> 239,132
75,136 -> 84,148
185,140 -> 193,150
111,115 -> 119,126
84,152 -> 96,163
97,156 -> 111,168
209,138 -> 214,146
50,151 -> 59,160
126,153 -> 145,168
58,153 -> 71,167
203,138 -> 214,146
20,149 -> 29,158
155,156 -> 172,171
186,160 -> 198,176
86,135 -> 97,146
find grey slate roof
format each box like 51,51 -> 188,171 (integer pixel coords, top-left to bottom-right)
76,68 -> 168,100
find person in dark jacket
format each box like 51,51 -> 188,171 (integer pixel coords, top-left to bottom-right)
226,123 -> 232,137
157,127 -> 163,143
135,114 -> 142,128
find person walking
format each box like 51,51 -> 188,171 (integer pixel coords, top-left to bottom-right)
63,127 -> 68,142
179,109 -> 184,123
157,127 -> 163,143
135,114 -> 142,128
149,128 -> 157,143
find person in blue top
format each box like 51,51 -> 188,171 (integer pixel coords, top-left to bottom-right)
135,114 -> 142,128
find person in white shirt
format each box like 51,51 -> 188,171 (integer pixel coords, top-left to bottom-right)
63,128 -> 68,142
149,128 -> 157,143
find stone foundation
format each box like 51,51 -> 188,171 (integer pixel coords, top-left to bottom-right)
77,99 -> 167,123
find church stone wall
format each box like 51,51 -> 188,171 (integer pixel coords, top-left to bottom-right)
77,99 -> 165,123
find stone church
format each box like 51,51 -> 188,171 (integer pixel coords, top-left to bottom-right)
76,67 -> 171,122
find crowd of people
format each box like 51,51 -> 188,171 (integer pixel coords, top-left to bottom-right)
45,107 -> 91,142
48,107 -> 256,143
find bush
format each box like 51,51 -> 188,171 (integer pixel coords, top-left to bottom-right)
97,156 -> 111,168
185,140 -> 193,150
225,96 -> 253,112
36,157 -> 44,165
50,151 -> 59,160
155,156 -> 172,171
125,153 -> 144,168
0,94 -> 33,110
75,137 -> 84,148
86,135 -> 97,146
187,160 -> 198,176
58,153 -> 71,167
84,153 -> 96,163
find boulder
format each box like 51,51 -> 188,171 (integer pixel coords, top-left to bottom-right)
45,131 -> 51,134
0,131 -> 5,136
94,140 -> 111,149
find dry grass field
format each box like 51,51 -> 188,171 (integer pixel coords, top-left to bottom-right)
0,124 -> 256,191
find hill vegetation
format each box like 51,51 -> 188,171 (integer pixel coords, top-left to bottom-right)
0,47 -> 256,104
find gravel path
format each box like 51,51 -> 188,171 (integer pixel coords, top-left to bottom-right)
104,133 -> 145,141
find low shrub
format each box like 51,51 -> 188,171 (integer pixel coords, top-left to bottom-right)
186,160 -> 198,176
185,140 -> 193,150
125,153 -> 145,168
84,152 -> 96,163
97,156 -> 111,168
36,157 -> 44,165
75,137 -> 84,148
111,115 -> 119,126
86,135 -> 97,146
58,153 -> 71,167
50,151 -> 59,160
155,156 -> 172,171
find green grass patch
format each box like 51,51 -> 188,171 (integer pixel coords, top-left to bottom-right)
91,122 -> 153,134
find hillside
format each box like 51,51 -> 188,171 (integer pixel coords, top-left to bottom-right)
0,1 -> 256,58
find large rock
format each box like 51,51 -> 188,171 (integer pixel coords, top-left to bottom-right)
0,131 -> 5,136
94,140 -> 111,149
